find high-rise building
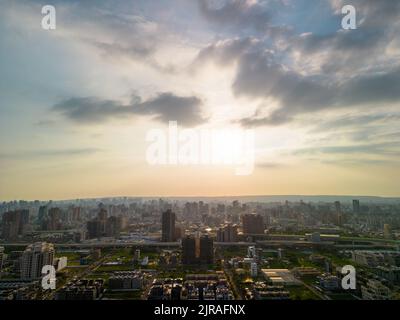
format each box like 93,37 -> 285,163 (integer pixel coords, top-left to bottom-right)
182,236 -> 196,264
199,235 -> 214,264
248,246 -> 257,258
86,209 -> 107,239
0,246 -> 4,273
98,208 -> 108,220
38,206 -> 48,226
87,220 -> 102,239
20,242 -> 55,279
242,213 -> 264,234
46,207 -> 62,230
161,209 -> 176,242
1,210 -> 29,241
106,216 -> 122,237
174,226 -> 182,240
182,235 -> 214,264
1,211 -> 19,241
72,207 -> 81,222
251,262 -> 258,277
183,202 -> 199,221
330,202 -> 343,226
133,249 -> 141,263
353,200 -> 360,214
334,201 -> 341,213
384,224 -> 392,239
217,224 -> 238,242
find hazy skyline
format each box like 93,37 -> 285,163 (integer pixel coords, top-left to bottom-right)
1,0 -> 400,200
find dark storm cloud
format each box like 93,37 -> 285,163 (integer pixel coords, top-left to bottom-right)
53,93 -> 207,127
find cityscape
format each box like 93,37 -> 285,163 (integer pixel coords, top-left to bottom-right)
1,0 -> 400,311
1,196 -> 400,300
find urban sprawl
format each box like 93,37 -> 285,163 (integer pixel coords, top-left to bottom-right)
1,197 -> 400,300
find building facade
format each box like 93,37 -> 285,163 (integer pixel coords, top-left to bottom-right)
20,242 -> 55,280
161,210 -> 176,242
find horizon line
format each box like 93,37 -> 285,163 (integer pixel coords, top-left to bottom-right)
2,193 -> 400,203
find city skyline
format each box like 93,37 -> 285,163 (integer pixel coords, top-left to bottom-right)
1,197 -> 400,301
2,194 -> 400,203
1,0 -> 400,200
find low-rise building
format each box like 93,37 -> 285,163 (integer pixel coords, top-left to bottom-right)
55,279 -> 104,300
376,266 -> 400,285
108,271 -> 144,290
292,267 -> 321,277
261,269 -> 301,286
361,279 -> 393,300
318,274 -> 340,291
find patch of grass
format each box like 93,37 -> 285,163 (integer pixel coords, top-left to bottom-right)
289,285 -> 321,300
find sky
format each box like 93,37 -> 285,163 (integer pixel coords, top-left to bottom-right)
0,0 -> 400,200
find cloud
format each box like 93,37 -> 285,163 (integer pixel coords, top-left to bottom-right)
195,37 -> 261,66
0,0 -> 179,73
292,0 -> 400,74
311,113 -> 400,132
198,0 -> 273,32
0,148 -> 101,159
290,139 -> 400,167
319,158 -> 397,167
234,49 -> 400,112
53,92 -> 207,127
238,111 -> 290,127
294,142 -> 400,156
197,36 -> 400,127
194,0 -> 400,130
